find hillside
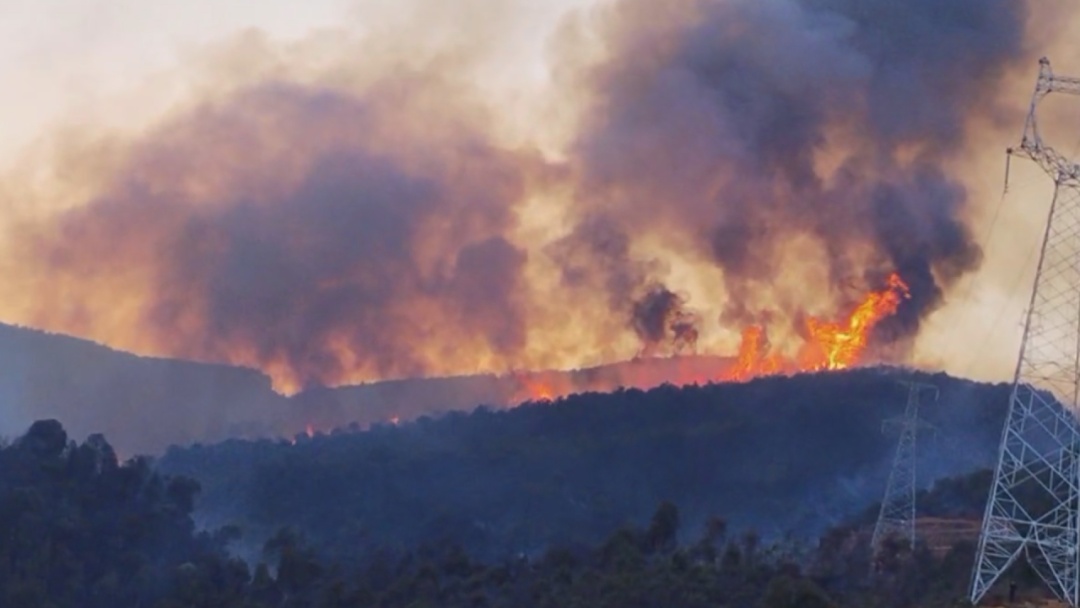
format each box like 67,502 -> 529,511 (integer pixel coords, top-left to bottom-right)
0,418 -> 1019,608
0,323 -> 289,455
159,367 -> 1011,562
0,322 -> 742,455
288,355 -> 734,433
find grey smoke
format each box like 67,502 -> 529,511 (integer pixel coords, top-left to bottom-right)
565,0 -> 1027,341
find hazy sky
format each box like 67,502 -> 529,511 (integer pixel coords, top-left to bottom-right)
0,0 -> 587,163
0,0 -> 1078,388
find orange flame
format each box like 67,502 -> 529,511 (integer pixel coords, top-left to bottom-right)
799,273 -> 910,371
510,273 -> 911,402
723,272 -> 911,380
726,325 -> 784,382
520,379 -> 555,402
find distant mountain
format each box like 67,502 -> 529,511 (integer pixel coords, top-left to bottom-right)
159,368 -> 1011,562
0,321 -> 738,454
0,323 -> 289,454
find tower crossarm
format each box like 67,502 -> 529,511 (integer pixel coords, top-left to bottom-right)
1037,60 -> 1080,97
1013,141 -> 1080,186
1012,58 -> 1080,186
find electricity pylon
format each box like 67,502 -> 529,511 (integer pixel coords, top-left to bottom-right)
971,58 -> 1080,606
871,381 -> 937,558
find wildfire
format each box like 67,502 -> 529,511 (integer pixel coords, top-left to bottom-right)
519,378 -> 555,402
801,273 -> 911,370
726,325 -> 783,382
512,273 -> 911,402
289,423 -> 318,445
508,370 -> 571,404
723,272 -> 911,380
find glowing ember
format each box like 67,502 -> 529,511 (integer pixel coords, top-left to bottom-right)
511,374 -> 558,403
526,384 -> 554,402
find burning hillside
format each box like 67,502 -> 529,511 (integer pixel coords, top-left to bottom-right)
509,272 -> 911,402
0,0 -> 1041,397
289,271 -> 914,434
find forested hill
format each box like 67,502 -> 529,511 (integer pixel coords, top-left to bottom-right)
0,417 -> 1015,607
159,367 -> 1010,562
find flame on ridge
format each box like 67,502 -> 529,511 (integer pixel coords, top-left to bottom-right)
515,273 -> 911,401
285,274 -> 911,438
727,273 -> 910,381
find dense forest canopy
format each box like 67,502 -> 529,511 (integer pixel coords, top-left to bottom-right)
160,368 -> 1009,562
0,368 -> 1061,606
0,414 -> 1043,607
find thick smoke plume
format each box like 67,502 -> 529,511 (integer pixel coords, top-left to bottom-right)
0,0 -> 1042,393
5,74 -> 542,390
561,0 -> 1026,351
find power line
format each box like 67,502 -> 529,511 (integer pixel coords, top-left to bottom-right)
961,238 -> 1038,379
972,57 -> 1080,607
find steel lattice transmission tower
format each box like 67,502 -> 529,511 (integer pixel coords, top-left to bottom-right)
871,381 -> 937,558
971,57 -> 1080,606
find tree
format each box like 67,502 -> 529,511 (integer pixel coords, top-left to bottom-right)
647,502 -> 680,553
758,576 -> 835,608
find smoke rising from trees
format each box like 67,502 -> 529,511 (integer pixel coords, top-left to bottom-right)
0,0 -> 1045,391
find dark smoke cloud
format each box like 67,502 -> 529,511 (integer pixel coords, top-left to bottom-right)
546,214 -> 700,355
631,285 -> 699,354
0,0 -> 1047,397
546,213 -> 650,306
565,0 -> 1029,340
13,78 -> 536,389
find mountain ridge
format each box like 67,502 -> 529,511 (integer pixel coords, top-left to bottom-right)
0,321 -> 739,454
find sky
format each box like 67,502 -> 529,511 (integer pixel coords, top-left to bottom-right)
0,0 -> 1078,389
0,0 -> 337,158
0,0 -> 583,162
